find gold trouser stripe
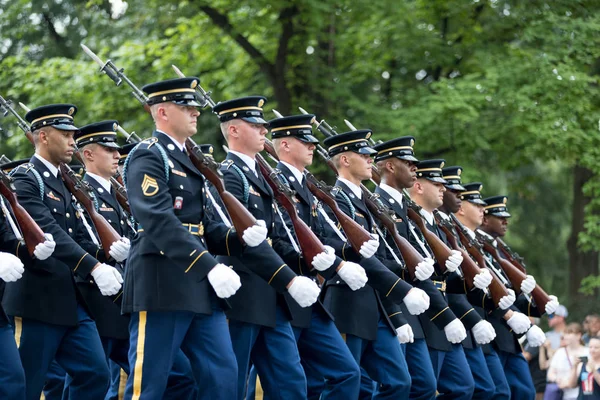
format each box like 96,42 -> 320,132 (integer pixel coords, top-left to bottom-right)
185,251 -> 207,273
388,311 -> 402,318
15,241 -> 21,256
74,253 -> 88,272
14,317 -> 22,347
132,311 -> 147,400
386,278 -> 401,297
268,264 -> 286,285
460,309 -> 474,320
118,368 -> 127,400
430,306 -> 449,321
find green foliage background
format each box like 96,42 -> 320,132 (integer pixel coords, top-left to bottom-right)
1,0 -> 599,320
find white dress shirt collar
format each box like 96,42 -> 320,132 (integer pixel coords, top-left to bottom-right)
379,183 -> 404,208
338,177 -> 362,199
34,154 -> 58,178
86,172 -> 112,194
280,161 -> 304,184
229,150 -> 257,176
157,130 -> 184,152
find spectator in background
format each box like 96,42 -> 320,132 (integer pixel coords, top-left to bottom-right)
547,306 -> 569,351
562,336 -> 600,399
583,316 -> 600,346
545,323 -> 588,400
524,318 -> 548,400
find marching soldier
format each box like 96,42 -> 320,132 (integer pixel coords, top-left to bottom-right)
319,129 -> 433,399
122,78 -> 265,399
212,97 -> 322,399
4,104 -> 124,400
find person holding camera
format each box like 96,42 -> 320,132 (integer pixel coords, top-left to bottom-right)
562,336 -> 600,399
545,323 -> 588,400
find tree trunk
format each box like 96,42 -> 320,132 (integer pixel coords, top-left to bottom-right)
567,165 -> 599,313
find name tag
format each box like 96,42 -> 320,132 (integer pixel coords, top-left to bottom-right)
172,169 -> 187,177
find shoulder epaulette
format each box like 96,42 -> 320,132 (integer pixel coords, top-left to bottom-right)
220,159 -> 234,170
9,163 -> 44,200
123,138 -> 169,186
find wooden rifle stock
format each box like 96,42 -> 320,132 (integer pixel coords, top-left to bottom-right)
59,163 -> 121,259
496,237 -> 527,273
110,177 -> 131,214
361,189 -> 420,280
0,171 -> 46,256
255,154 -> 325,268
450,215 -> 509,307
478,235 -> 550,315
184,138 -> 256,241
403,203 -> 450,273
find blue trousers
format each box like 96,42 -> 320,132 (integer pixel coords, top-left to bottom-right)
229,305 -> 306,400
497,350 -> 536,400
464,347 -> 495,399
345,318 -> 411,400
106,361 -> 126,400
403,339 -> 437,400
125,308 -> 236,400
484,348 -> 510,400
13,305 -> 109,400
0,323 -> 25,399
429,344 -> 474,400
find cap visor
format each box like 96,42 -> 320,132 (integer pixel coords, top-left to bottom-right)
242,116 -> 268,125
173,99 -> 202,107
357,147 -> 377,155
491,211 -> 511,218
398,155 -> 419,162
426,177 -> 448,184
99,142 -> 122,149
469,198 -> 487,206
445,183 -> 466,191
297,134 -> 320,144
53,124 -> 80,132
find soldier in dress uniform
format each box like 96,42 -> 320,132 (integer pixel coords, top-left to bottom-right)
122,78 -> 261,399
4,104 -> 124,400
319,129 -> 433,400
211,97 -> 323,400
404,159 -> 476,399
475,194 -> 558,399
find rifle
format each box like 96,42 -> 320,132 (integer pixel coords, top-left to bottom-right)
82,47 -> 259,241
254,153 -> 325,268
110,176 -> 131,214
448,213 -> 510,307
300,108 -> 421,278
59,164 -> 121,259
0,169 -> 46,256
496,237 -> 527,273
0,95 -> 34,144
476,232 -> 550,315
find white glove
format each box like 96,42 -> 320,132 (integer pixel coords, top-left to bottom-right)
526,325 -> 546,347
473,268 -> 493,290
545,295 -> 559,315
472,320 -> 496,345
337,261 -> 368,291
359,234 -> 379,258
242,220 -> 268,247
498,288 -> 516,310
0,252 -> 25,282
444,319 -> 467,343
403,287 -> 430,315
91,264 -> 123,296
414,258 -> 435,281
207,263 -> 241,299
109,237 -> 130,262
506,311 -> 531,334
288,276 -> 320,308
445,250 -> 463,273
396,324 -> 414,344
311,246 -> 336,271
520,275 -> 536,294
33,233 -> 56,260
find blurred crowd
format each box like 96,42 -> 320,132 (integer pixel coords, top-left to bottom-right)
523,307 -> 600,399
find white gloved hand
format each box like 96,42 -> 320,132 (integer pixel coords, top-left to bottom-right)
506,311 -> 531,334
545,295 -> 559,315
473,268 -> 493,290
208,263 -> 241,299
34,233 -> 56,260
403,287 -> 430,315
445,250 -> 463,273
520,275 -> 536,295
242,220 -> 268,247
0,252 -> 25,282
444,319 -> 467,343
337,261 -> 368,291
91,263 -> 123,296
472,320 -> 497,345
414,258 -> 435,281
359,234 -> 379,258
109,237 -> 130,262
396,324 -> 414,344
311,246 -> 336,271
526,325 -> 546,347
288,276 -> 320,308
498,288 -> 516,310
